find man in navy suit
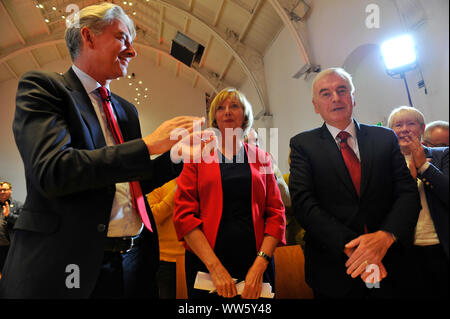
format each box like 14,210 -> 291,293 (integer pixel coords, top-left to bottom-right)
289,68 -> 421,298
0,3 -> 205,298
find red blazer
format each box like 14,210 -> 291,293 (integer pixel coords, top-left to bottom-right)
174,143 -> 286,252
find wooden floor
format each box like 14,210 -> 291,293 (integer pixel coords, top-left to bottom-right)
176,244 -> 313,299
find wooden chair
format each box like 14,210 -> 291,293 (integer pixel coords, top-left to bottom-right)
176,253 -> 188,299
274,244 -> 313,299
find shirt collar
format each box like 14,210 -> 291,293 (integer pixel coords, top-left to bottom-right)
326,119 -> 357,141
71,64 -> 110,95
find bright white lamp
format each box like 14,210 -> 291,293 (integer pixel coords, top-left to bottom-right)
380,34 -> 418,106
381,34 -> 417,75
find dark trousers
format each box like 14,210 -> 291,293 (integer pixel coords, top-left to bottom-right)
313,274 -> 399,300
0,245 -> 9,275
400,244 -> 449,299
89,245 -> 158,299
185,250 -> 275,299
157,260 -> 177,299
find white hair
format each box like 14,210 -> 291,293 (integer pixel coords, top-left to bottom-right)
311,67 -> 355,98
65,3 -> 136,61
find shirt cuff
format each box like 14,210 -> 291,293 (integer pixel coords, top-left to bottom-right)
418,161 -> 430,174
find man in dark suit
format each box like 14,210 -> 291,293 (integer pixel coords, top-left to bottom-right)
289,68 -> 421,298
0,3 -> 205,298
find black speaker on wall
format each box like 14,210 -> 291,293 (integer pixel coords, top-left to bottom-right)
170,32 -> 204,67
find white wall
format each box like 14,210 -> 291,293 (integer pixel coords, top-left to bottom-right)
239,0 -> 449,174
0,78 -> 25,202
0,54 -> 205,202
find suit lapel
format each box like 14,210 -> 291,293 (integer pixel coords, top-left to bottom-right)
319,123 -> 356,197
355,120 -> 372,198
62,68 -> 106,148
423,145 -> 433,159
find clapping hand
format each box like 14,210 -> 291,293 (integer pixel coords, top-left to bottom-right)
2,202 -> 9,217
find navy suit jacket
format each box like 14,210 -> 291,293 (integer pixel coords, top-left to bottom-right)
289,120 -> 421,297
418,146 -> 449,258
0,68 -> 182,298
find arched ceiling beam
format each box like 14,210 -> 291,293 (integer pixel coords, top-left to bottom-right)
0,1 -> 26,45
268,0 -> 312,65
134,41 -> 233,92
0,39 -> 63,64
149,0 -> 270,114
0,38 -> 225,95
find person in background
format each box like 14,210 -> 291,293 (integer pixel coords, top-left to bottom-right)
0,182 -> 21,276
388,106 -> 448,299
244,129 -> 302,246
174,88 -> 286,299
147,179 -> 185,299
284,150 -> 305,247
423,120 -> 449,147
289,67 -> 420,298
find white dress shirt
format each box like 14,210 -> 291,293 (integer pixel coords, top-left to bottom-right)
326,120 -> 361,160
403,154 -> 439,246
72,65 -> 143,237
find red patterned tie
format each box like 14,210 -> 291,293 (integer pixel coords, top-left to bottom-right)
338,131 -> 361,197
97,86 -> 153,232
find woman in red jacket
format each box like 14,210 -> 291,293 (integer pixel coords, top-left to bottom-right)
174,88 -> 286,299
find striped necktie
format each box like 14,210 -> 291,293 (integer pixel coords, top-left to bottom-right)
338,131 -> 361,197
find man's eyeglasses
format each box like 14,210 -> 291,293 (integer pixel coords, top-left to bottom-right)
0,189 -> 11,193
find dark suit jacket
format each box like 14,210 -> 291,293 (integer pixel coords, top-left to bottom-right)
289,120 -> 421,297
0,68 -> 182,298
418,146 -> 449,258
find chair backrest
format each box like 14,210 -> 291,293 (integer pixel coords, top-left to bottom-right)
176,253 -> 188,299
274,244 -> 313,299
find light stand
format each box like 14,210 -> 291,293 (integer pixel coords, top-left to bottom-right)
400,72 -> 413,107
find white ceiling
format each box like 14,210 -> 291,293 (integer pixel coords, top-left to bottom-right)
0,0 -> 312,110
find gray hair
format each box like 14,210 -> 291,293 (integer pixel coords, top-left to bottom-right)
0,181 -> 12,190
311,67 -> 355,98
424,120 -> 449,140
387,106 -> 425,129
65,3 -> 136,61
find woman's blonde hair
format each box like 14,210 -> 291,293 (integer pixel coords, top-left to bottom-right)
208,87 -> 254,136
387,106 -> 425,129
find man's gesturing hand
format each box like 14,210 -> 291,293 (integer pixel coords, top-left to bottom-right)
143,116 -> 205,155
